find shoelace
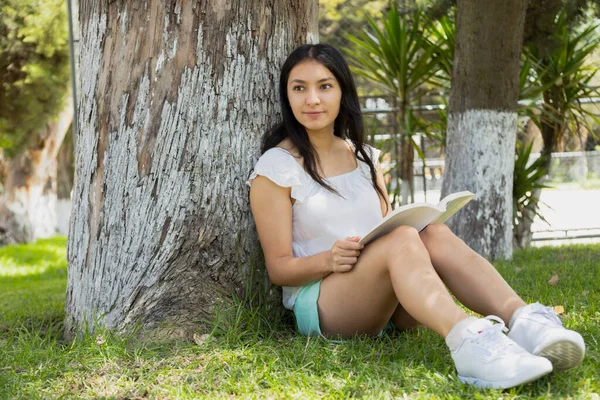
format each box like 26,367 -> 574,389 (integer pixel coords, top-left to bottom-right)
529,303 -> 564,326
472,316 -> 518,353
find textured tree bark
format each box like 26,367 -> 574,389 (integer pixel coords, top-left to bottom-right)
65,0 -> 318,339
0,98 -> 73,245
400,137 -> 414,204
442,0 -> 528,260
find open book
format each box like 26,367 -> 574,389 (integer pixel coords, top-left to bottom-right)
359,191 -> 475,245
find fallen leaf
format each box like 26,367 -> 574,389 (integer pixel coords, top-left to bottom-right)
193,333 -> 211,345
548,274 -> 559,286
554,305 -> 565,315
95,334 -> 105,346
582,290 -> 589,296
515,267 -> 522,273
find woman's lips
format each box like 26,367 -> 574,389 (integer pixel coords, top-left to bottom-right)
304,111 -> 324,117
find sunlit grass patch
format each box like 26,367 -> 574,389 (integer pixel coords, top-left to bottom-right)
0,236 -> 67,277
0,236 -> 67,332
0,238 -> 599,399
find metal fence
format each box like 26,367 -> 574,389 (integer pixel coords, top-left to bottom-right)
410,151 -> 600,193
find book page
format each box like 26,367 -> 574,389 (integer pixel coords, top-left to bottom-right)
360,205 -> 441,245
437,191 -> 475,209
432,192 -> 475,224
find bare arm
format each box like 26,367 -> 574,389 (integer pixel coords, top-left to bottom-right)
376,165 -> 392,217
250,175 -> 363,286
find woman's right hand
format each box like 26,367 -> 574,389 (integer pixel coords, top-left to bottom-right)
327,236 -> 364,273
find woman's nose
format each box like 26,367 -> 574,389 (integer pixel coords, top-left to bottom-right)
305,89 -> 320,105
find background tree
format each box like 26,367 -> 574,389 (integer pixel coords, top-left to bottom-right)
346,5 -> 445,205
515,8 -> 600,247
0,0 -> 72,245
429,0 -> 600,253
64,0 -> 318,339
441,0 -> 528,260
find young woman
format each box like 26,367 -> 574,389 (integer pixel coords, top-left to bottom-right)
248,44 -> 585,389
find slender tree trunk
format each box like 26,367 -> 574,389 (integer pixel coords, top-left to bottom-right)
442,0 -> 528,260
399,100 -> 414,205
56,126 -> 74,235
514,149 -> 551,249
0,149 -> 6,192
0,98 -> 73,245
515,86 -> 564,248
65,0 -> 318,339
399,136 -> 412,205
392,96 -> 401,206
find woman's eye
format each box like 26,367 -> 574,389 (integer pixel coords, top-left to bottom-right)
292,86 -> 304,91
321,84 -> 332,90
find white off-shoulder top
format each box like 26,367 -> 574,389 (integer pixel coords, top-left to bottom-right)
248,145 -> 383,310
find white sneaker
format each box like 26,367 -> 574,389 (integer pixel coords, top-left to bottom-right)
449,316 -> 553,389
508,303 -> 585,370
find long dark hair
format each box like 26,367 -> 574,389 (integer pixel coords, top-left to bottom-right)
262,43 -> 388,210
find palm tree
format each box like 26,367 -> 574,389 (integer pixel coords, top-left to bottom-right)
515,10 -> 600,247
346,4 -> 446,205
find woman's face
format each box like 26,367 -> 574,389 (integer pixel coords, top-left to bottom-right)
286,60 -> 342,135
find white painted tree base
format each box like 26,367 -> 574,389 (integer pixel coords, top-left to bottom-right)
442,110 -> 516,259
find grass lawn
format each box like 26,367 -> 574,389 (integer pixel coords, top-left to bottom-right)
0,237 -> 599,399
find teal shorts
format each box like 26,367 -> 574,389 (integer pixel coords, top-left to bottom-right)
292,280 -> 394,338
293,280 -> 323,337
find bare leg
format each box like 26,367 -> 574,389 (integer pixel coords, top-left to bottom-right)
391,304 -> 420,331
419,224 -> 526,324
318,226 -> 469,338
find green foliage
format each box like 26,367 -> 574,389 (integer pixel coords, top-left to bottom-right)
2,238 -> 600,398
523,0 -> 600,54
520,10 -> 600,146
345,4 -> 451,204
345,6 -> 442,99
319,0 -> 389,41
0,0 -> 70,157
426,13 -> 455,88
319,0 -> 446,97
319,0 -> 390,97
428,0 -> 600,44
513,142 -> 552,230
515,8 -> 600,245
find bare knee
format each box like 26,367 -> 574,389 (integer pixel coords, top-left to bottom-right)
420,223 -> 475,268
365,226 -> 430,276
420,223 -> 455,247
388,225 -> 420,240
385,225 -> 428,257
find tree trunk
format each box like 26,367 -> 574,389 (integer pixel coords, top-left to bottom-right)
515,87 -> 564,248
442,0 -> 528,260
399,135 -> 415,205
0,149 -> 6,190
0,97 -> 74,245
513,186 -> 541,248
399,101 -> 414,205
56,126 -> 74,235
65,0 -> 318,339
